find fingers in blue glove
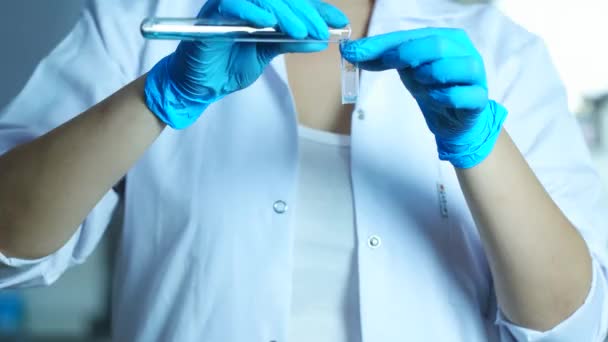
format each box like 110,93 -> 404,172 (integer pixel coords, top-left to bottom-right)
400,72 -> 488,120
262,0 -> 327,39
261,0 -> 348,38
203,0 -> 277,27
423,85 -> 489,115
382,36 -> 472,70
312,1 -> 349,28
413,56 -> 486,87
282,0 -> 332,39
341,28 -> 467,60
341,28 -> 476,70
208,0 -> 338,40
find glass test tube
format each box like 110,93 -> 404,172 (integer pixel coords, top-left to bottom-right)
141,18 -> 359,104
141,18 -> 351,42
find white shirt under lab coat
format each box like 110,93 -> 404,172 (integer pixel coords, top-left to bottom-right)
0,0 -> 607,341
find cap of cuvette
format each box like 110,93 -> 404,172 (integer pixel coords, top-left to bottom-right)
334,25 -> 352,40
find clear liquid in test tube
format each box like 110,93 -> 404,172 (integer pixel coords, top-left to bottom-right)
141,18 -> 351,42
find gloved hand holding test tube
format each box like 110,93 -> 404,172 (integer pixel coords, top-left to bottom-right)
141,17 -> 359,108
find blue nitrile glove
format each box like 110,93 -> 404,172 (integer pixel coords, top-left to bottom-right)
145,0 -> 349,129
341,28 -> 508,168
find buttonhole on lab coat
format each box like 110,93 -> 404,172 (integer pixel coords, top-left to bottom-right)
437,182 -> 449,219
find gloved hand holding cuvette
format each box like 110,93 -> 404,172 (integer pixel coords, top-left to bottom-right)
341,28 -> 508,168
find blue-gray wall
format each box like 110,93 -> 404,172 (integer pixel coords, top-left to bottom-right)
0,0 -> 83,109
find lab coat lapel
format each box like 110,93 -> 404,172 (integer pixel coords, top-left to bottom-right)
268,55 -> 290,92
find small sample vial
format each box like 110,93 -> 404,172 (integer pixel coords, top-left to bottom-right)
340,50 -> 359,104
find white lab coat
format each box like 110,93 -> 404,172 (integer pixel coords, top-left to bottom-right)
0,0 -> 607,341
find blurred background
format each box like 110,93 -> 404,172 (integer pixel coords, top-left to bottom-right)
0,0 -> 606,341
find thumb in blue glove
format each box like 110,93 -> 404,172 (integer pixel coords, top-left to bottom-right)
341,28 -> 508,168
145,0 -> 349,129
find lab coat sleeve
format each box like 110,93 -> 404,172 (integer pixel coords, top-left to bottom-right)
0,7 -> 131,288
495,259 -> 606,341
490,36 -> 608,341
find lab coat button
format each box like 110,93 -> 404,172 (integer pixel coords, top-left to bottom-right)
273,200 -> 288,214
357,109 -> 365,120
368,235 -> 381,248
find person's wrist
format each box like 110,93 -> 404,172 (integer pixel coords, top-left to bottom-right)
436,100 -> 508,169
